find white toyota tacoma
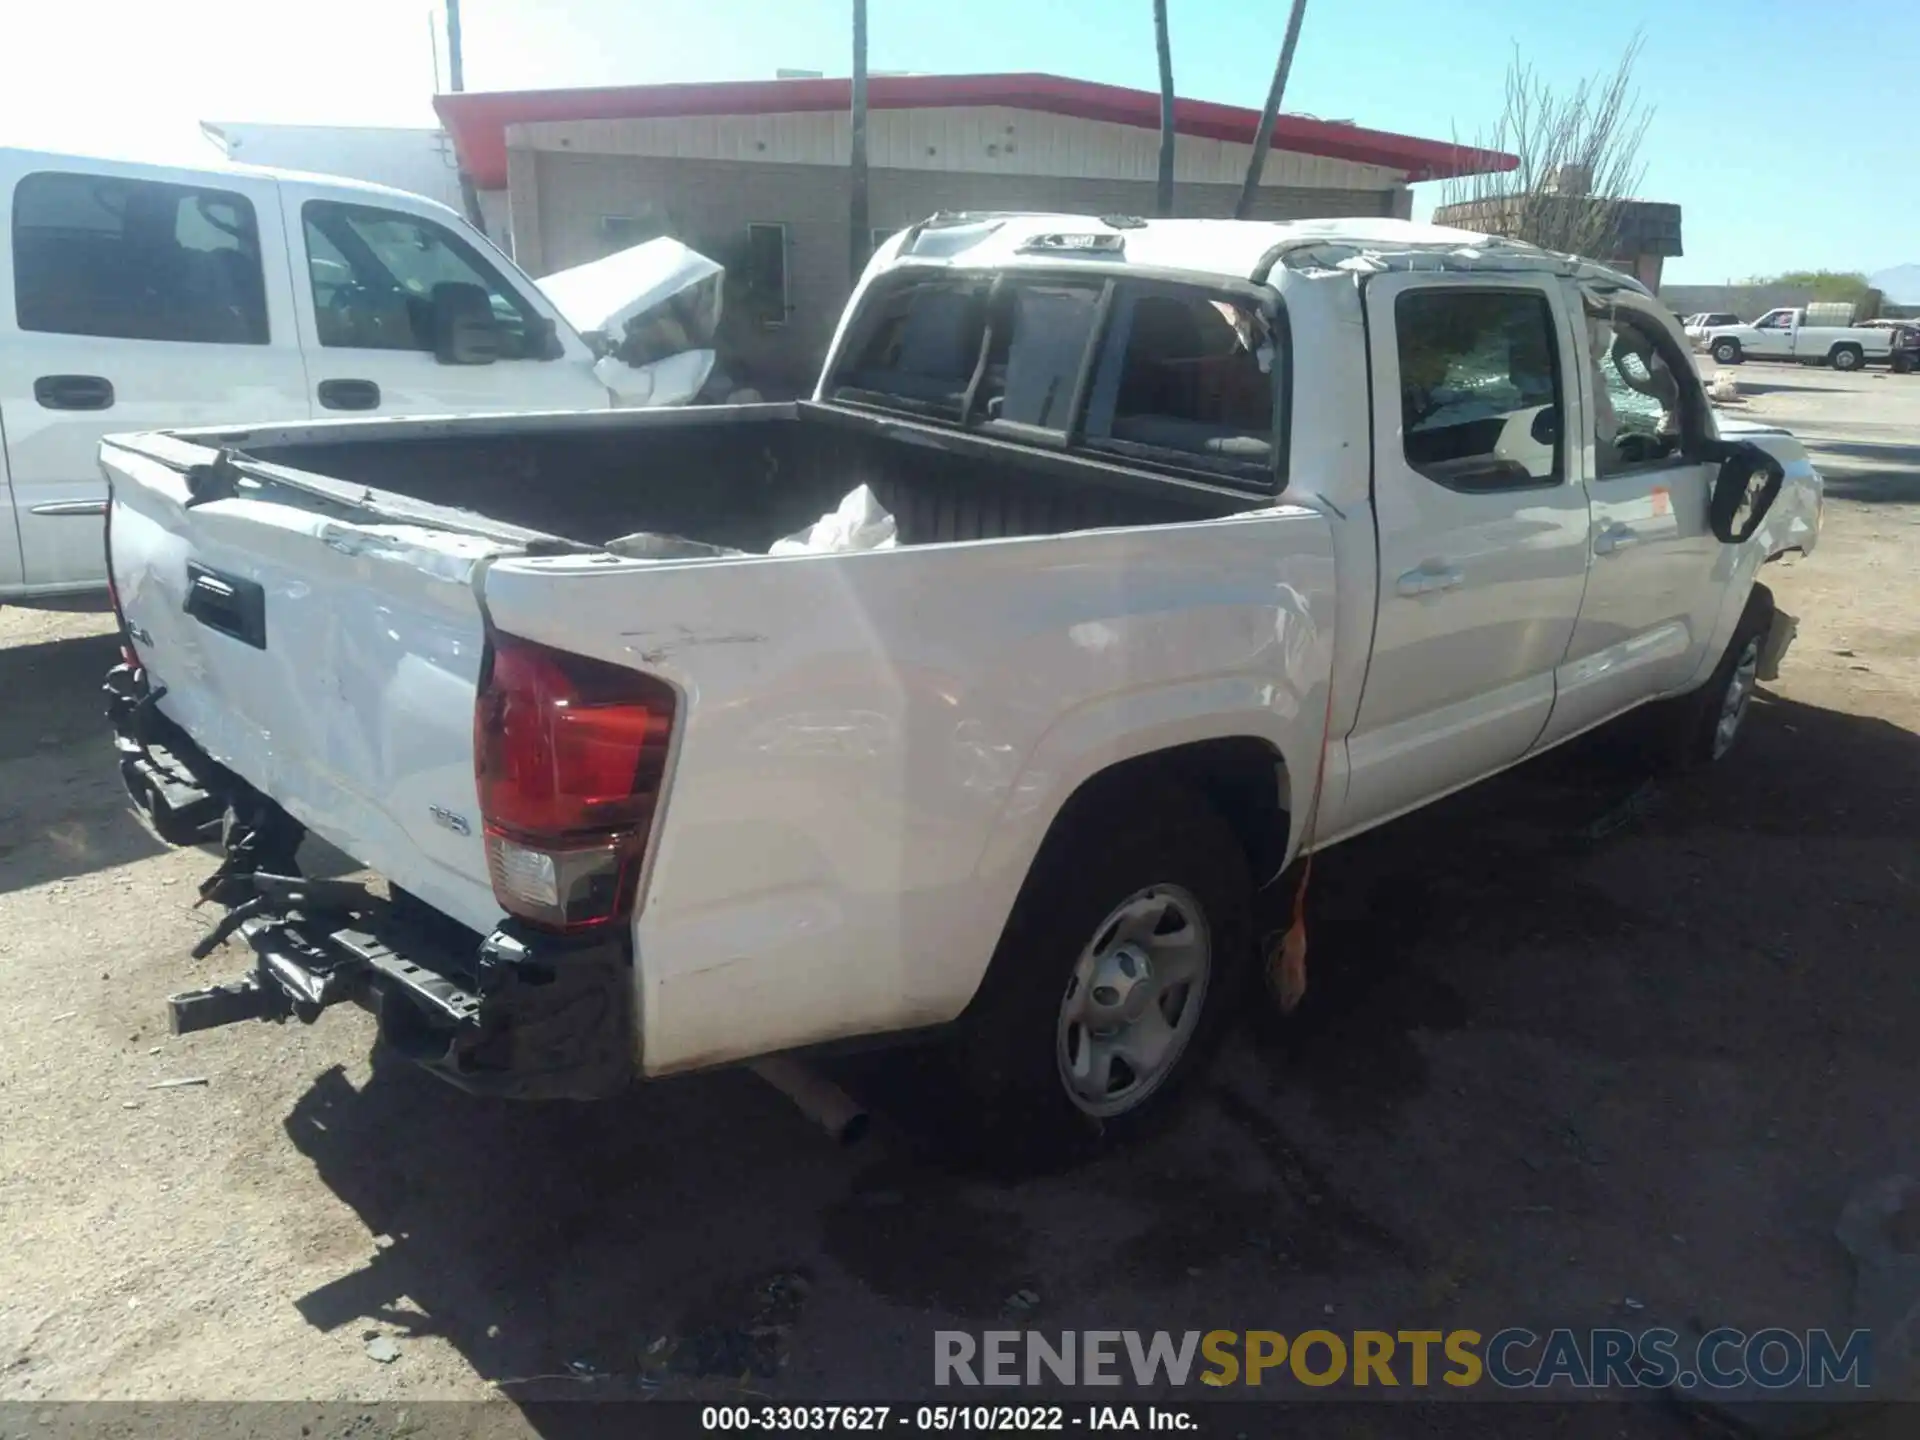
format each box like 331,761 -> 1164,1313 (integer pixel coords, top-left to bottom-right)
100,215 -> 1821,1154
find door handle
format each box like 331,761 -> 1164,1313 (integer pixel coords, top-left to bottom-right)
33,374 -> 115,411
1396,564 -> 1464,598
1594,522 -> 1640,555
317,379 -> 381,411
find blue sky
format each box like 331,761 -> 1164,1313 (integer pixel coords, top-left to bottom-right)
3,0 -> 1914,284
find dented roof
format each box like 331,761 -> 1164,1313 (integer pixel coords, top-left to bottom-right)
877,213 -> 1652,295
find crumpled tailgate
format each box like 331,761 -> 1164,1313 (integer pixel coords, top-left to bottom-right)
106,443 -> 516,935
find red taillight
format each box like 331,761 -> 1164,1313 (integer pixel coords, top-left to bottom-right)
473,631 -> 676,932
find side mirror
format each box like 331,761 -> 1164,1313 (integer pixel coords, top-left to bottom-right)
1703,440 -> 1785,545
1530,405 -> 1561,445
525,314 -> 564,361
430,281 -> 500,365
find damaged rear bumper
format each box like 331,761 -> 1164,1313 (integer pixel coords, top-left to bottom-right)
104,663 -> 635,1101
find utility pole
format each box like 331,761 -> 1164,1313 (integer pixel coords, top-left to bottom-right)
1152,0 -> 1176,217
849,0 -> 870,285
444,0 -> 489,235
1235,0 -> 1310,220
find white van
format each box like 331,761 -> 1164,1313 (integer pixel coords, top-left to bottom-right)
0,147 -> 712,598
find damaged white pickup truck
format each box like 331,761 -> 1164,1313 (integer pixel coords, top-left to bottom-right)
101,215 -> 1821,1154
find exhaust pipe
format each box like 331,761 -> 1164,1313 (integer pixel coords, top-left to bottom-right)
750,1056 -> 870,1146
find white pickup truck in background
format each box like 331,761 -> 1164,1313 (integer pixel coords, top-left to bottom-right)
0,147 -> 720,600
101,215 -> 1822,1157
1699,303 -> 1895,370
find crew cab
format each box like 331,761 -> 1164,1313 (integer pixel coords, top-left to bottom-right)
0,147 -> 715,599
100,215 -> 1822,1153
1699,304 -> 1894,370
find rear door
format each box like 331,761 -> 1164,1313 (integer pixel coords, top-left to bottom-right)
1538,298 -> 1720,747
277,181 -> 608,419
0,157 -> 309,593
1332,273 -> 1591,836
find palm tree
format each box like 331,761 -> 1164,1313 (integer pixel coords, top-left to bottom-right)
1153,0 -> 1175,217
1236,0 -> 1311,220
850,0 -> 870,284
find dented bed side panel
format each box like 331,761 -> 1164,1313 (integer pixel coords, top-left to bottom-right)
479,510 -> 1338,1075
106,446 -> 510,935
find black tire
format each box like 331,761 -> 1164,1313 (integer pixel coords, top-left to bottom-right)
1831,344 -> 1864,372
1648,584 -> 1773,771
1711,338 -> 1743,365
954,778 -> 1252,1163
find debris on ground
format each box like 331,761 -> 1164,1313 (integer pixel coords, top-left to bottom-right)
1581,779 -> 1662,841
363,1335 -> 401,1365
146,1077 -> 209,1091
673,1270 -> 812,1379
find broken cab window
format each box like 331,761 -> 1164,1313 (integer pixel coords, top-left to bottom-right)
975,282 -> 1104,430
1590,308 -> 1696,475
835,277 -> 990,420
1396,288 -> 1562,492
1083,288 -> 1277,477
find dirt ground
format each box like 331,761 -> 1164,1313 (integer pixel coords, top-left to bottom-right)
1,362 -> 1915,1432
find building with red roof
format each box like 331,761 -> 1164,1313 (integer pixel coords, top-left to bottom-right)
437,72 -> 1515,386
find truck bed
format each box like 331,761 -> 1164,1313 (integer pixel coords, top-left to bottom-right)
216,401 -> 1257,554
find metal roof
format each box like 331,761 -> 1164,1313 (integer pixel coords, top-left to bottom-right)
434,73 -> 1518,190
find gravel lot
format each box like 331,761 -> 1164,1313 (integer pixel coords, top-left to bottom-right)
1,363 -> 1916,1432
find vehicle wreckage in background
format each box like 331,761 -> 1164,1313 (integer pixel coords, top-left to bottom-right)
535,236 -> 732,407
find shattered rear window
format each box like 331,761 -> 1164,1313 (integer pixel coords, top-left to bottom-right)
835,277 -> 991,420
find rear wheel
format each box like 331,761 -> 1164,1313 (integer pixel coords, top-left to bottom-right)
955,780 -> 1251,1161
1711,338 -> 1743,365
1831,344 -> 1864,372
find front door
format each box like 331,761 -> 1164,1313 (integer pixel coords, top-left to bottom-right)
1746,309 -> 1796,358
1538,301 -> 1721,747
0,160 -> 309,593
277,182 -> 607,419
1327,275 -> 1593,839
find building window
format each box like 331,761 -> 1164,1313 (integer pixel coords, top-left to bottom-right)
12,171 -> 269,344
600,215 -> 645,247
600,209 -> 671,252
745,222 -> 789,326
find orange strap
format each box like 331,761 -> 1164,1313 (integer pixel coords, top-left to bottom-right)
1270,666 -> 1338,1013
